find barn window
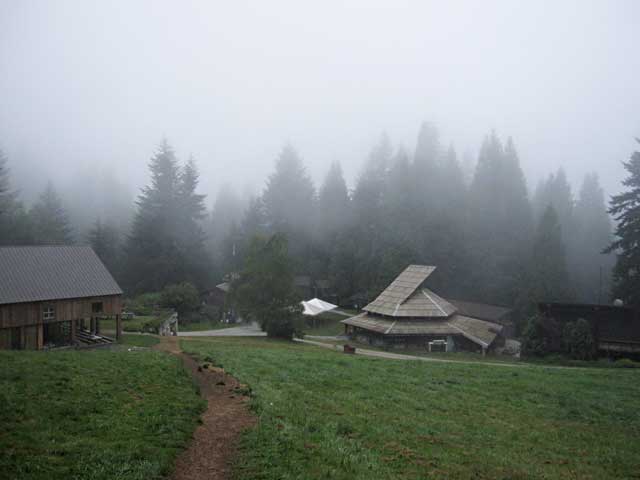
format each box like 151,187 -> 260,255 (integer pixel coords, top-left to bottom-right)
92,302 -> 103,313
43,306 -> 55,321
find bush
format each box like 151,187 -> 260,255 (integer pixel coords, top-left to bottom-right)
521,315 -> 550,357
613,358 -> 640,369
125,292 -> 161,316
160,282 -> 200,317
562,318 -> 595,360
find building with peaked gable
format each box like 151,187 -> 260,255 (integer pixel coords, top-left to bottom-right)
341,265 -> 506,354
0,246 -> 123,350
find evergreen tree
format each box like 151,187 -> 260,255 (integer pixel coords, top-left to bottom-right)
176,156 -> 210,285
209,184 -> 244,276
468,132 -> 533,304
30,182 -> 74,245
262,144 -> 316,235
88,218 -> 121,277
0,149 -> 14,217
574,173 -> 613,302
527,205 -> 571,307
317,161 -> 350,236
0,149 -> 30,244
124,140 -> 209,293
605,141 -> 640,306
230,233 -> 302,339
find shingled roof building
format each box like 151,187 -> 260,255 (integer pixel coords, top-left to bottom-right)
0,246 -> 124,350
341,265 -> 506,354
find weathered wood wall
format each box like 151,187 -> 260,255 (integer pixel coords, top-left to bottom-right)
0,295 -> 122,329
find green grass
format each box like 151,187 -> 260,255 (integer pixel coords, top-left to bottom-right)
304,312 -> 347,336
100,315 -> 162,333
182,337 -> 640,480
119,334 -> 160,347
180,321 -> 237,332
0,349 -> 205,480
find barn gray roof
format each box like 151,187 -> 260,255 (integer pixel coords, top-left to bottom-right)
0,246 -> 123,305
448,299 -> 512,325
363,265 -> 456,318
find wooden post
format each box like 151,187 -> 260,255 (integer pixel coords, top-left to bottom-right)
115,314 -> 122,341
95,317 -> 100,335
37,324 -> 43,350
70,319 -> 76,345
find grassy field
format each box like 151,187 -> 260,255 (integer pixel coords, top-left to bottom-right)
119,333 -> 160,347
304,311 -> 349,336
182,337 -> 640,480
100,315 -> 158,333
0,348 -> 205,480
180,321 -> 237,332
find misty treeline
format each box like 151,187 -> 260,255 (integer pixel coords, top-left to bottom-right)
0,126 -> 636,332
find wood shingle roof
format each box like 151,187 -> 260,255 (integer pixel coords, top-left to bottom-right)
364,265 -> 455,318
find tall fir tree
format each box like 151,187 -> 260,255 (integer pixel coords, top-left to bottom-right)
30,182 -> 74,245
574,173 -> 614,303
605,141 -> 640,306
262,144 -> 316,235
317,161 -> 350,236
124,140 -> 209,293
88,218 -> 122,278
526,205 -> 572,309
468,132 -> 532,304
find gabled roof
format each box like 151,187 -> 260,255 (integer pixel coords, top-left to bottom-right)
0,246 -> 123,305
364,265 -> 455,318
448,299 -> 512,325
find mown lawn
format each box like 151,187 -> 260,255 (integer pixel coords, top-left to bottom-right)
180,321 -> 237,332
119,333 -> 160,347
0,349 -> 205,480
182,337 -> 640,480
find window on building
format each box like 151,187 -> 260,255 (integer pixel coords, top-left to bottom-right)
92,302 -> 104,313
43,306 -> 55,321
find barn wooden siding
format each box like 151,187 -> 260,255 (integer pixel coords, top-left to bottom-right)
0,295 -> 122,329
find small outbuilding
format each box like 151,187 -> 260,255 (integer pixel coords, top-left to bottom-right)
342,265 -> 506,354
0,246 -> 124,350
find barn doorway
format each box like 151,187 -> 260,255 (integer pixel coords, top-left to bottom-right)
10,327 -> 22,350
43,321 -> 72,348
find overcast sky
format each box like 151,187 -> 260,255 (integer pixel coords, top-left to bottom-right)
1,0 -> 639,205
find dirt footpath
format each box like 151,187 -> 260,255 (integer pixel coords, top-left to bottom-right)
154,336 -> 256,480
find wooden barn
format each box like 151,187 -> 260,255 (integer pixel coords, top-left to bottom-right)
0,246 -> 123,350
538,302 -> 640,358
342,265 -> 507,354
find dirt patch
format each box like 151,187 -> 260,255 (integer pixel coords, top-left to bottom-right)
154,336 -> 256,480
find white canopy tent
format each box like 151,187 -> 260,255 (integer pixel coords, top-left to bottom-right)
301,298 -> 338,316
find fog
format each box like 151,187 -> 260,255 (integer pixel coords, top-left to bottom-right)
1,0 -> 639,202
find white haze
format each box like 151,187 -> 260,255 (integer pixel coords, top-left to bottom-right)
1,0 -> 639,204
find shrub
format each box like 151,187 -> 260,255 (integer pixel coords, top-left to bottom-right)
125,292 -> 161,316
521,315 -> 549,357
614,358 -> 640,368
160,282 -> 200,317
562,319 -> 595,360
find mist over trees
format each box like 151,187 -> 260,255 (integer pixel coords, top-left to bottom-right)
0,121 -> 624,330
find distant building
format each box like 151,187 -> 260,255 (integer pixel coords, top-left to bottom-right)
0,246 -> 123,350
342,265 -> 508,354
538,302 -> 640,357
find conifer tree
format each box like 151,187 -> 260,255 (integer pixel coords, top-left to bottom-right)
30,182 -> 74,245
318,161 -> 350,235
527,205 -> 571,306
262,144 -> 315,235
605,141 -> 640,306
124,140 -> 209,292
88,218 -> 121,277
574,173 -> 613,302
